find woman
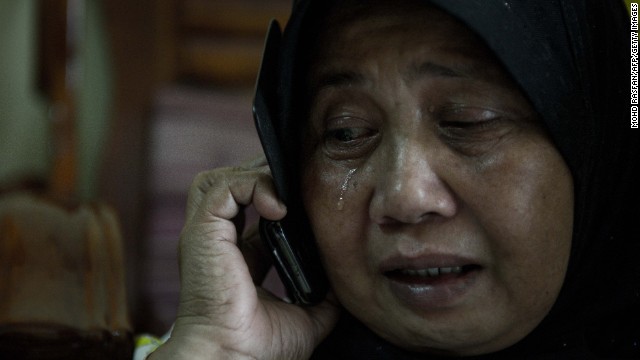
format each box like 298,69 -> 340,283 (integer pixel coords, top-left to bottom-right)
149,0 -> 639,358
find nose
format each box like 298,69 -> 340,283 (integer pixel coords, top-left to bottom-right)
369,138 -> 458,225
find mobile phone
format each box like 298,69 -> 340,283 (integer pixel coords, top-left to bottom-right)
252,20 -> 328,305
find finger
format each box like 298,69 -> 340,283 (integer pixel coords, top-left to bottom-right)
231,208 -> 246,241
177,218 -> 256,322
239,154 -> 268,169
255,290 -> 341,358
239,222 -> 272,285
306,291 -> 341,342
185,169 -> 238,225
185,168 -> 286,226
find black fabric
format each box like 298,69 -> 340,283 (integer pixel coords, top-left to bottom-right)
269,0 -> 640,357
311,313 -> 603,359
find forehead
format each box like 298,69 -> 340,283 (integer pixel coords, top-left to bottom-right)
309,0 -> 512,87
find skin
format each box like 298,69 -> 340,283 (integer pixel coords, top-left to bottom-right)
301,0 -> 574,356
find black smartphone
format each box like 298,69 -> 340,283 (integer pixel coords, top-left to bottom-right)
252,20 -> 328,305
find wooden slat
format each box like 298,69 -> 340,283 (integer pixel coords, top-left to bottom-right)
37,0 -> 78,203
179,36 -> 265,85
181,0 -> 290,36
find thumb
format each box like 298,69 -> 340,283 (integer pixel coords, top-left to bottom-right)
307,291 -> 341,342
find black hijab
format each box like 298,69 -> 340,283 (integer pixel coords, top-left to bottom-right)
266,0 -> 640,357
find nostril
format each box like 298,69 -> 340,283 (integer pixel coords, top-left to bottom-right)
377,215 -> 400,226
369,175 -> 458,225
375,211 -> 442,227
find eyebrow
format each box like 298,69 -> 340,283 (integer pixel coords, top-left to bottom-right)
312,61 -> 466,94
406,61 -> 465,80
312,70 -> 367,93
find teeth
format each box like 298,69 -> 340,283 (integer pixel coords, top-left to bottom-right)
416,269 -> 429,276
400,266 -> 463,277
439,267 -> 452,274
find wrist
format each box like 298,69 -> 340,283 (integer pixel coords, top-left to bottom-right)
148,337 -> 227,360
148,326 -> 253,360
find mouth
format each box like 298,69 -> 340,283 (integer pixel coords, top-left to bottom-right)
380,257 -> 483,309
384,264 -> 481,285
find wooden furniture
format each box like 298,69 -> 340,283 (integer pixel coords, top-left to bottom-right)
0,1 -> 132,357
175,0 -> 290,85
0,194 -> 132,359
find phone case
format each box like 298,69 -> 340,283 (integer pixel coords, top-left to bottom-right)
252,20 -> 329,305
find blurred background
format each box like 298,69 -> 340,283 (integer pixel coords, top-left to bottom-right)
0,0 -> 289,335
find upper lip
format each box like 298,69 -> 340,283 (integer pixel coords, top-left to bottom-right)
379,253 -> 481,274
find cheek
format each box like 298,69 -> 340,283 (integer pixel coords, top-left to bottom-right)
301,162 -> 374,296
470,138 -> 574,308
301,164 -> 359,232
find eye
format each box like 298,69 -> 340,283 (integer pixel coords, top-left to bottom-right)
326,127 -> 373,143
439,117 -> 501,131
435,106 -> 514,155
322,116 -> 379,159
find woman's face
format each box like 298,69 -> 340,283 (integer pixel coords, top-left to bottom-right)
300,0 -> 574,356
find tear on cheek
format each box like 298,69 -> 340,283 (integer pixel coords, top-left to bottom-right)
337,168 -> 358,210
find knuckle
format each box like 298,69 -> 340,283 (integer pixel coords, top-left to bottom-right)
189,168 -> 233,194
191,169 -> 223,186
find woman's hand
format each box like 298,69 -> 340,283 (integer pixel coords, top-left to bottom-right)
150,157 -> 340,360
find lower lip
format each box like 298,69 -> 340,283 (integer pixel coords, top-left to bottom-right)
385,268 -> 481,310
